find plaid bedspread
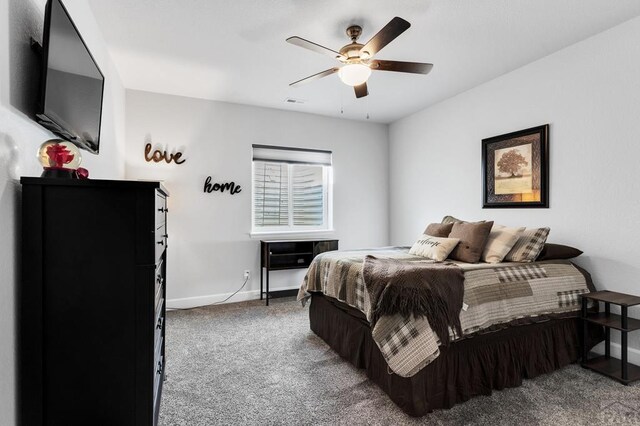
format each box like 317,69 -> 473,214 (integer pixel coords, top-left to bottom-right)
298,247 -> 592,377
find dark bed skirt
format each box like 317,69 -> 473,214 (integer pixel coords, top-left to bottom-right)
309,293 -> 603,417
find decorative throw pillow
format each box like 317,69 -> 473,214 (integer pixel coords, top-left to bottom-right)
423,222 -> 454,238
504,227 -> 551,262
441,215 -> 465,225
409,234 -> 460,261
481,224 -> 526,263
536,243 -> 583,261
448,221 -> 494,263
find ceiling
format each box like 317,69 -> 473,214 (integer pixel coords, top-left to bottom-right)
87,0 -> 640,123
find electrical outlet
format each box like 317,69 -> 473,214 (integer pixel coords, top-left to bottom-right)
244,270 -> 250,280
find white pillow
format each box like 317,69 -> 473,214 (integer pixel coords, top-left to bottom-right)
481,225 -> 525,263
409,234 -> 460,261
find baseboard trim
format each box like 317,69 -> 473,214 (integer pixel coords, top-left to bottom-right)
167,285 -> 300,309
592,341 -> 640,365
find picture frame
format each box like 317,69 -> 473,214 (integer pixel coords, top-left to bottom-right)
482,124 -> 549,208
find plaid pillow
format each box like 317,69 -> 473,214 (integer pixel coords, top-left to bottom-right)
504,227 -> 550,262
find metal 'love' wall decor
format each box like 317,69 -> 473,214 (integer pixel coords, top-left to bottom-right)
144,143 -> 186,165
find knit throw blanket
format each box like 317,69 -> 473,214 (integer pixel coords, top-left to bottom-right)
362,255 -> 465,345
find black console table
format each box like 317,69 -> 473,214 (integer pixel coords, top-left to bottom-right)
260,239 -> 338,306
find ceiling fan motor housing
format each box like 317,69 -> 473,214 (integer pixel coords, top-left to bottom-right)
342,25 -> 368,60
339,42 -> 365,60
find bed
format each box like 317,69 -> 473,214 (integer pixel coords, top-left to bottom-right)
298,247 -> 604,416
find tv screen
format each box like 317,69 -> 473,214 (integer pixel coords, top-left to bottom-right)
37,0 -> 105,154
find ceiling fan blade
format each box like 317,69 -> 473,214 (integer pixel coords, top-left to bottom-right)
369,60 -> 433,74
354,82 -> 368,98
286,36 -> 345,60
290,67 -> 340,87
360,17 -> 411,57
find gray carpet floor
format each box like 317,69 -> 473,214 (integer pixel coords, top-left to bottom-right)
159,297 -> 640,425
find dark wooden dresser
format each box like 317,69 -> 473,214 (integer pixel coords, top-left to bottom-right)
20,178 -> 168,426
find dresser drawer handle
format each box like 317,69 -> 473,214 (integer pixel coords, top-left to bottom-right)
157,361 -> 163,375
157,240 -> 164,246
156,275 -> 163,284
156,316 -> 164,329
157,207 -> 167,213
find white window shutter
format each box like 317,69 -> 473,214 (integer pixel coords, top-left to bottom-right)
252,145 -> 332,232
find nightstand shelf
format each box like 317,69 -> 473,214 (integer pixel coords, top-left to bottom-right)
582,356 -> 640,385
581,290 -> 640,385
583,312 -> 640,332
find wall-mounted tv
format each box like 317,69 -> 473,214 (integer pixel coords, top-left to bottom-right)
37,0 -> 105,154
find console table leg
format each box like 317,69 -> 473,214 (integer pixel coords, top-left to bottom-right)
605,302 -> 610,359
266,270 -> 270,307
581,296 -> 588,364
622,306 -> 628,381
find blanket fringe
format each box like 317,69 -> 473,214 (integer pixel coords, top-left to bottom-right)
372,285 -> 462,345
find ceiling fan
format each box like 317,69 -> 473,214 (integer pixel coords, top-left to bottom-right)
286,17 -> 433,99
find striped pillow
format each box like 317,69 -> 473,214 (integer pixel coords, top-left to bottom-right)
481,225 -> 525,263
504,227 -> 551,262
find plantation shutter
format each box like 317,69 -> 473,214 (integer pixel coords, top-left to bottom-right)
253,162 -> 289,226
292,165 -> 324,226
252,145 -> 332,229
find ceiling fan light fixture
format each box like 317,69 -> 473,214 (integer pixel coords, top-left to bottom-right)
338,63 -> 371,86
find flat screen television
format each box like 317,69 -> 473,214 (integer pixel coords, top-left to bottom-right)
37,0 -> 105,154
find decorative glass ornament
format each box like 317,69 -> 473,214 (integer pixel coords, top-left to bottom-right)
37,139 -> 83,178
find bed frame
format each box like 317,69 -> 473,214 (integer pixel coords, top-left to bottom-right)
309,292 -> 603,416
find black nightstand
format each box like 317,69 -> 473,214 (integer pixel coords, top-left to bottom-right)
581,290 -> 640,384
260,239 -> 338,306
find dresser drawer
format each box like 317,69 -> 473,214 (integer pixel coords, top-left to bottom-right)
155,192 -> 167,229
155,225 -> 167,263
154,292 -> 164,344
155,292 -> 164,320
154,311 -> 164,348
153,354 -> 164,414
155,260 -> 164,295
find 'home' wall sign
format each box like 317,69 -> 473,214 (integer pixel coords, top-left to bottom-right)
203,176 -> 242,195
144,143 -> 186,164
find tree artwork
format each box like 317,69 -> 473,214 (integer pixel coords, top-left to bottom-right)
497,149 -> 528,177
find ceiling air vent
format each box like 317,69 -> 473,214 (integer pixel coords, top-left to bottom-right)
284,98 -> 306,104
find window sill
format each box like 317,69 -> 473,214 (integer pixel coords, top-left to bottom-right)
249,229 -> 336,240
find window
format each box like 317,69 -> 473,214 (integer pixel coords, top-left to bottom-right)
252,145 -> 332,234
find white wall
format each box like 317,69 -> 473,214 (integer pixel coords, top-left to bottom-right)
0,1 -> 125,423
125,90 -> 389,307
389,17 -> 640,354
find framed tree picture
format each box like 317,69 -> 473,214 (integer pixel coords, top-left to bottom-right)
482,124 -> 549,208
